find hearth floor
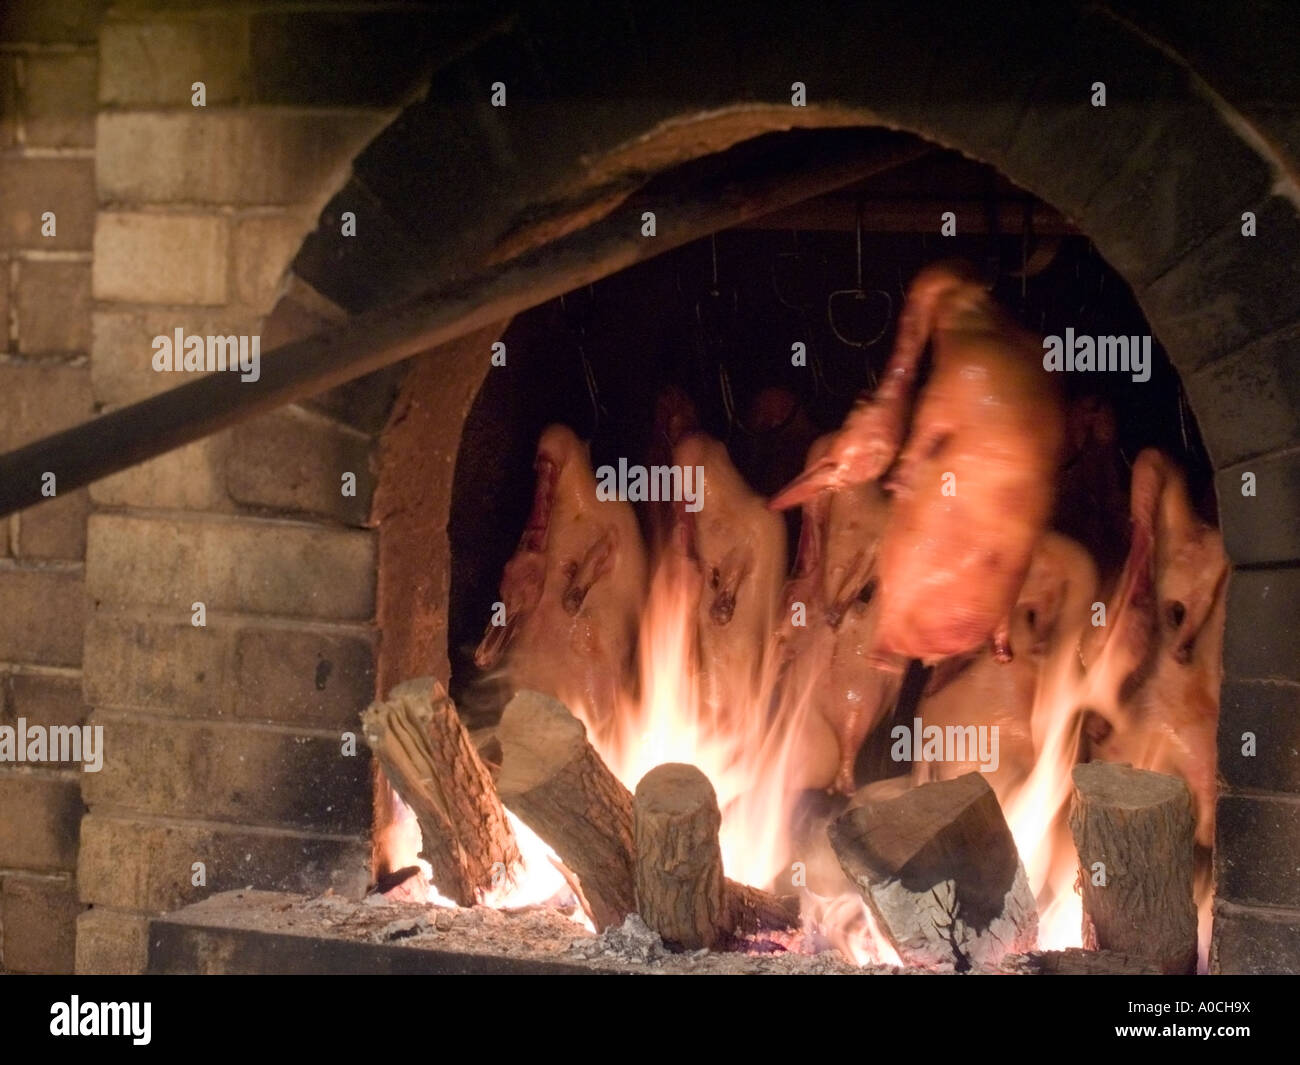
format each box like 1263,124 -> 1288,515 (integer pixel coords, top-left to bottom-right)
146,890 -> 903,975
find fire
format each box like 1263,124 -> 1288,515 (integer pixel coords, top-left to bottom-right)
490,812 -> 595,929
416,539 -> 1100,963
381,777 -> 594,928
567,544 -> 1088,965
802,891 -> 903,967
570,538 -> 1106,963
581,556 -> 800,887
388,487 -> 1216,971
1000,673 -> 1085,950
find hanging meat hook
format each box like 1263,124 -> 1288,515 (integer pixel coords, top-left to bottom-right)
560,288 -> 606,433
827,197 -> 891,386
694,232 -> 740,348
771,228 -> 824,311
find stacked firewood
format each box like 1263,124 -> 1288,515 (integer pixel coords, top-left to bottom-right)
362,682 -> 797,949
364,682 -> 1197,972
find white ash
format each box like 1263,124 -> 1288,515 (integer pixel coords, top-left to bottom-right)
206,890 -> 912,973
567,914 -> 671,965
376,916 -> 432,942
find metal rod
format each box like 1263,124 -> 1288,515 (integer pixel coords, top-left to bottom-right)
0,132 -> 928,517
745,198 -> 1078,236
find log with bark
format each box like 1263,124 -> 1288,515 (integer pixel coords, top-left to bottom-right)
727,879 -> 801,936
495,690 -> 799,940
829,771 -> 1037,970
633,763 -> 728,949
494,690 -> 639,931
361,677 -> 521,906
1068,761 -> 1197,975
632,764 -> 801,948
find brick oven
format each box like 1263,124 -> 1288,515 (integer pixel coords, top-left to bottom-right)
0,0 -> 1297,976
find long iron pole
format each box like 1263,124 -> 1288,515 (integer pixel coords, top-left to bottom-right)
0,131 -> 927,517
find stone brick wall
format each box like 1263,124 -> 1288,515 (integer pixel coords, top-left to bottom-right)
0,0 -> 440,974
0,0 -> 104,975
67,2 -> 427,974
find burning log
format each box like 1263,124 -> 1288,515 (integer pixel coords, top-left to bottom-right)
727,881 -> 801,936
633,763 -> 728,949
1068,762 -> 1197,975
496,691 -> 799,939
631,764 -> 798,947
829,771 -> 1037,971
494,690 -> 638,930
361,678 -> 522,906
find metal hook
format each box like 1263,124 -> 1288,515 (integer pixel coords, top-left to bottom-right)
1020,201 -> 1031,303
579,341 -> 606,434
984,189 -> 1001,284
827,198 -> 891,373
809,343 -> 836,399
693,232 -> 740,361
853,202 -> 864,291
1177,382 -> 1192,455
558,288 -> 604,432
718,363 -> 738,439
772,228 -> 819,311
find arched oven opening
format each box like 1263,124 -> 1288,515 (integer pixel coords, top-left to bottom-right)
373,128 -> 1224,973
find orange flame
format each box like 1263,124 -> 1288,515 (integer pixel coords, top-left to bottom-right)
1000,656 -> 1085,951
570,546 -> 1082,964
581,556 -> 803,887
394,544 -> 1098,962
390,512 -> 1220,970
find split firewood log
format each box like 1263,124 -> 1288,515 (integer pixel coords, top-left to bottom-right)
830,771 -> 1037,970
1068,761 -> 1197,975
362,677 -> 520,906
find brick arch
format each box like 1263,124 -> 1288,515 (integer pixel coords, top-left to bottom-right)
271,2 -> 1298,970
